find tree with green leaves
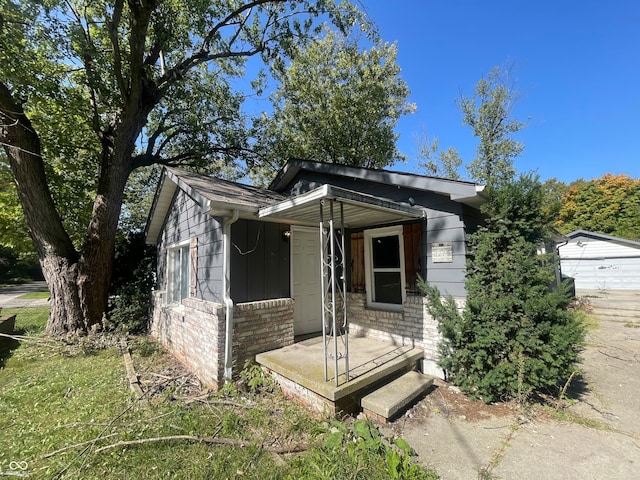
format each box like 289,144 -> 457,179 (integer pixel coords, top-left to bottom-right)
0,157 -> 30,253
0,0 -> 364,336
252,30 -> 414,183
0,156 -> 42,282
416,132 -> 462,180
540,177 -> 569,227
458,65 -> 527,186
421,175 -> 585,403
555,174 -> 640,241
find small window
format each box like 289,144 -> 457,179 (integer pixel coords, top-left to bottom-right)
166,242 -> 190,304
364,226 -> 406,309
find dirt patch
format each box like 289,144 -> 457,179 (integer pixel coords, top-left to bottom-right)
400,380 -> 519,424
136,353 -> 209,402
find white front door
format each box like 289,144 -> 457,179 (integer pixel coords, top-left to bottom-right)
292,228 -> 322,335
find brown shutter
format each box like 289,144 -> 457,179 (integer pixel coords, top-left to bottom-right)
161,249 -> 167,290
403,223 -> 422,293
350,232 -> 365,292
190,237 -> 198,297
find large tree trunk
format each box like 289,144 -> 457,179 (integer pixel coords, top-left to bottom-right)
0,83 -> 85,333
0,82 -> 136,335
75,134 -> 134,331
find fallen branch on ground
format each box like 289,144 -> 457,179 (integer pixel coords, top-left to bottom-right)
94,434 -> 315,454
184,396 -> 254,408
120,338 -> 145,399
0,332 -> 59,344
42,433 -> 119,459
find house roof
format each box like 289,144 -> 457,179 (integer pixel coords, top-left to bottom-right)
565,230 -> 640,249
144,167 -> 288,245
270,159 -> 487,208
145,167 -> 425,245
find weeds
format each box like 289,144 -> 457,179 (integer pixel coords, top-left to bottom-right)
293,418 -> 437,480
239,359 -> 275,392
542,407 -> 615,431
132,337 -> 160,357
557,370 -> 581,404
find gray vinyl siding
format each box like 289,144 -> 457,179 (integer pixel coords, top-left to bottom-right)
157,189 -> 224,303
285,170 -> 472,298
559,234 -> 640,290
231,219 -> 290,303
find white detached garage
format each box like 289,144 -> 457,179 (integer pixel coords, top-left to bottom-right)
559,230 -> 640,291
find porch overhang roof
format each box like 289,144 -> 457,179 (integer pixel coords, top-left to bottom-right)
258,184 -> 425,228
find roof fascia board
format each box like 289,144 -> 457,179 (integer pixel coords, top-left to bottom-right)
258,184 -> 425,220
144,168 -> 177,245
165,167 -> 211,212
271,159 -> 484,204
566,230 -> 640,248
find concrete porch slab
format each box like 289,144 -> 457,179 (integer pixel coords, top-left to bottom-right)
256,335 -> 424,414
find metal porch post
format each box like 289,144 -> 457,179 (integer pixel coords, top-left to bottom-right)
320,199 -> 349,386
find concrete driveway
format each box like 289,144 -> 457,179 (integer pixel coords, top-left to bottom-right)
388,292 -> 640,480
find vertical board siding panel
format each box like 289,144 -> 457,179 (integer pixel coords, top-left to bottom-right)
279,224 -> 291,298
247,221 -> 264,301
231,220 -> 249,303
231,219 -> 291,303
264,222 -> 279,299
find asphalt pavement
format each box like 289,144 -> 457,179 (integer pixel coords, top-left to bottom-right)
0,281 -> 50,309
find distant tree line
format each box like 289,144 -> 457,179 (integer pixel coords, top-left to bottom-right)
542,174 -> 640,241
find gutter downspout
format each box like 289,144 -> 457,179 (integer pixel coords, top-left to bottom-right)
223,210 -> 240,382
555,238 -> 569,290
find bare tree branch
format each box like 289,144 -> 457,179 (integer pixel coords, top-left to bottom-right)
64,0 -> 102,136
156,47 -> 265,96
107,0 -> 128,101
42,434 -> 119,459
202,0 -> 285,49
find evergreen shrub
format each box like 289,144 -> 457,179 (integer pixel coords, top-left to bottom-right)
420,175 -> 585,403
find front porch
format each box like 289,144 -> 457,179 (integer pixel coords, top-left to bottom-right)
255,335 -> 425,416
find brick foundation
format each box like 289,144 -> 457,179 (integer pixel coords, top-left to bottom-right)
151,292 -> 294,389
347,292 -> 464,375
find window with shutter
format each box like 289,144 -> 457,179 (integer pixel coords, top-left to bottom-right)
364,226 -> 406,309
350,223 -> 423,303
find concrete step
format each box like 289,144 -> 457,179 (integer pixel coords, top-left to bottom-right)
361,371 -> 434,422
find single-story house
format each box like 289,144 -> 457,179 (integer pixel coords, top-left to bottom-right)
144,159 -> 486,393
558,230 -> 640,291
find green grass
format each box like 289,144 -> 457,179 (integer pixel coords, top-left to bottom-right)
0,310 -> 438,479
0,307 -> 49,334
16,291 -> 50,300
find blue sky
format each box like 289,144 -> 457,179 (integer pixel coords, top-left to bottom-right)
359,0 -> 640,183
